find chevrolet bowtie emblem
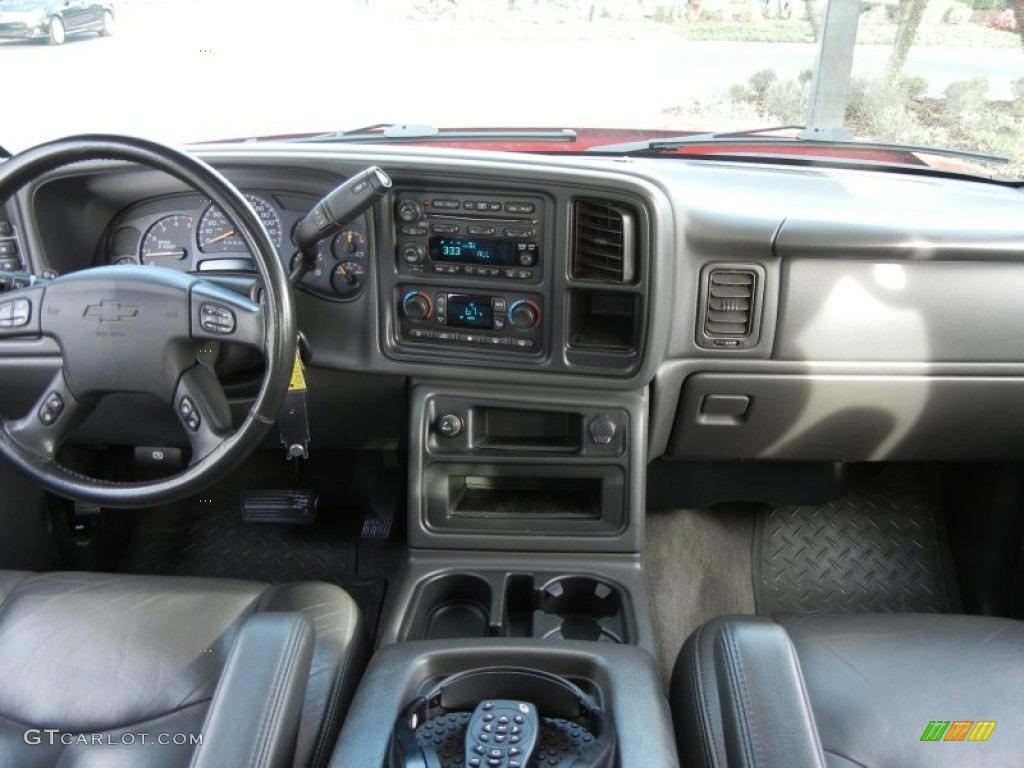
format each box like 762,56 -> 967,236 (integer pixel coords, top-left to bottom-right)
83,300 -> 139,323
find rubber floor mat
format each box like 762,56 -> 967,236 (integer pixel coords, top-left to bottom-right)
754,467 -> 958,615
120,452 -> 389,639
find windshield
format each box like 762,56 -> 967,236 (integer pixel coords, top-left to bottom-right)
0,0 -> 1021,178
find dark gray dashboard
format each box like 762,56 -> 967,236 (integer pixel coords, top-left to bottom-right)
4,144 -> 1024,468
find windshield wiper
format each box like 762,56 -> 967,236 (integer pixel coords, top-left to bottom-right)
586,125 -> 1010,167
289,124 -> 578,145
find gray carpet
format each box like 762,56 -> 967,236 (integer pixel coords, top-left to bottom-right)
644,504 -> 758,689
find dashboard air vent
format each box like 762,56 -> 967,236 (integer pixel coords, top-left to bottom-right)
699,266 -> 762,349
572,199 -> 636,283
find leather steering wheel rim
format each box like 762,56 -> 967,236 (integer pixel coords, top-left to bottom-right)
0,134 -> 296,508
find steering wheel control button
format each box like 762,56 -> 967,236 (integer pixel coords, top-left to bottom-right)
134,446 -> 184,469
178,396 -> 201,431
0,221 -> 12,235
0,298 -> 30,328
437,413 -> 464,438
588,414 -> 617,445
0,240 -> 17,256
199,302 -> 236,335
38,392 -> 65,426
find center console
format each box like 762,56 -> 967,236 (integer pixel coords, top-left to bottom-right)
329,178 -> 677,766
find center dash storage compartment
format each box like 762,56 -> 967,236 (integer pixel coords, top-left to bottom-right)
399,571 -> 634,643
424,463 -> 626,535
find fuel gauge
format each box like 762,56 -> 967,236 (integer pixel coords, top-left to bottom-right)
332,230 -> 367,260
330,261 -> 366,299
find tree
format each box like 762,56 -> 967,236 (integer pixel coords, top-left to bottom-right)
803,0 -> 820,39
887,0 -> 929,79
1015,0 -> 1024,49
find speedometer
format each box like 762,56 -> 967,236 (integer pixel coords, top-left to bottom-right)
197,194 -> 283,254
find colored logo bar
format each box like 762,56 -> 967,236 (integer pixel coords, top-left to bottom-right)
921,721 -> 997,742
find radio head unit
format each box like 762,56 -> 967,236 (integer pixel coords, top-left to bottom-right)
395,191 -> 543,284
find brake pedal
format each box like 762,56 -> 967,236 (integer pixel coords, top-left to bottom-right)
241,489 -> 318,525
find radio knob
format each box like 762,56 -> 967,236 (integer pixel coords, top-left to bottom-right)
400,242 -> 426,264
397,200 -> 424,223
508,300 -> 539,330
401,291 -> 432,320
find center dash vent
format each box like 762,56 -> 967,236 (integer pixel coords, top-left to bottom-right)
572,199 -> 636,283
698,265 -> 763,349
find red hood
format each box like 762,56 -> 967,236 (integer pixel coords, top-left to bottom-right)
210,126 -> 935,167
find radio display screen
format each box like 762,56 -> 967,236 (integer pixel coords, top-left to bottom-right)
447,295 -> 494,329
429,237 -> 537,267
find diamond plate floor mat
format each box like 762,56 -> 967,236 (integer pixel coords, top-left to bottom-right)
754,466 -> 959,615
120,452 -> 390,639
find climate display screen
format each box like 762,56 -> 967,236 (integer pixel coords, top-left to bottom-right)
429,237 -> 537,267
447,295 -> 494,329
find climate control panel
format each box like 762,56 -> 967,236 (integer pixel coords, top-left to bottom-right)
397,286 -> 543,352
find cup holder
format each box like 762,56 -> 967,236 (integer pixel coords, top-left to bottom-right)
402,573 -> 493,640
402,572 -> 632,643
534,576 -> 628,643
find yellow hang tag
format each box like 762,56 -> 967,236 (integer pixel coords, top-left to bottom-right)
288,353 -> 307,392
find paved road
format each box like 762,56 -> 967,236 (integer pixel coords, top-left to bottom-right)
1,6 -> 1020,153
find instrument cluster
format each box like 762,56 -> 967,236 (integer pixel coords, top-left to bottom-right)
106,191 -> 370,300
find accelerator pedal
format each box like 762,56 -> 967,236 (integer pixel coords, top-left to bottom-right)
241,489 -> 318,525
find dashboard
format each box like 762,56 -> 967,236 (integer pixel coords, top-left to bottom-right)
4,144 -> 1024,467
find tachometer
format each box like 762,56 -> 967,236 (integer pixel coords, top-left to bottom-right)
140,215 -> 193,269
198,194 -> 283,254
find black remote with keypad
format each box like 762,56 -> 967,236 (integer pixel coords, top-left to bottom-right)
464,699 -> 540,768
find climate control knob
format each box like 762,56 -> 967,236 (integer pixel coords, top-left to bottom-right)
508,300 -> 539,330
401,291 -> 433,320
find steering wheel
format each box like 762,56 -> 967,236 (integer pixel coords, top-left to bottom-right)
0,135 -> 296,508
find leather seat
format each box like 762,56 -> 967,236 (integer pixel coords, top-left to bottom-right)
672,613 -> 1024,768
0,570 -> 367,768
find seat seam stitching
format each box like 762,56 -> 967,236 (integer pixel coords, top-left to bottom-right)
723,625 -> 764,768
251,618 -> 306,768
689,624 -> 720,768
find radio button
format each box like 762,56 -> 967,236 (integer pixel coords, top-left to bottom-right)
432,224 -> 459,234
506,203 -> 536,214
475,202 -> 489,212
397,200 -> 424,222
401,225 -> 427,236
432,199 -> 460,209
503,268 -> 516,278
503,228 -> 535,238
489,202 -> 502,211
515,269 -> 532,279
432,265 -> 446,273
463,201 -> 475,209
401,242 -> 427,264
467,226 -> 495,236
519,252 -> 537,266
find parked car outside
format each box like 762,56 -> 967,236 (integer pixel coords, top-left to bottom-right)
0,0 -> 113,45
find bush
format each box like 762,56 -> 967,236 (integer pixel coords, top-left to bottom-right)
942,1 -> 974,23
970,0 -> 1011,9
944,77 -> 990,128
982,8 -> 1017,29
1012,78 -> 1024,118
